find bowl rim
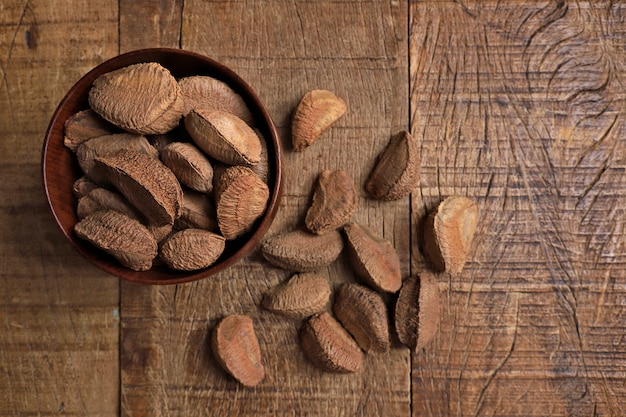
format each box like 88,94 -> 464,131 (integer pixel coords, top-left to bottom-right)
41,47 -> 283,285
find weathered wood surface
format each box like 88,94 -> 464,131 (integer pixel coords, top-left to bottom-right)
411,1 -> 626,416
2,0 -> 626,416
0,1 -> 120,416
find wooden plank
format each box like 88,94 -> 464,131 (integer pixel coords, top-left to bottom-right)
0,1 -> 119,416
410,1 -> 626,416
120,1 -> 411,416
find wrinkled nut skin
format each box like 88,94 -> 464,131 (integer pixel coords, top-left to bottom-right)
184,108 -> 261,166
160,142 -> 214,193
423,196 -> 479,275
343,222 -> 402,293
260,230 -> 343,272
159,229 -> 225,271
72,176 -> 100,198
88,62 -> 184,135
77,188 -> 141,220
76,133 -> 158,185
63,109 -> 118,152
93,149 -> 183,227
174,190 -> 218,232
262,273 -> 331,319
215,166 -> 269,240
74,210 -> 157,271
212,315 -> 265,387
394,273 -> 440,352
300,312 -> 363,373
333,283 -> 390,353
178,75 -> 255,125
292,90 -> 347,152
365,130 -> 420,201
305,170 -> 358,235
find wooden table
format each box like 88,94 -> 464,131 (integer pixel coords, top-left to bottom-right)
2,1 -> 625,415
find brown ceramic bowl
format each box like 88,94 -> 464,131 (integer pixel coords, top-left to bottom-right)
42,48 -> 283,285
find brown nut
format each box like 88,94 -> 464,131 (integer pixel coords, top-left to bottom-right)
212,315 -> 265,387
260,230 -> 343,272
343,222 -> 402,293
174,189 -> 218,232
423,196 -> 479,275
262,273 -> 331,319
74,210 -> 157,271
365,130 -> 420,201
305,170 -> 357,235
184,108 -> 261,166
178,75 -> 255,125
72,176 -> 100,198
394,272 -> 440,352
291,90 -> 347,152
300,312 -> 363,373
160,142 -> 214,193
159,229 -> 225,271
88,62 -> 184,135
63,109 -> 118,152
214,166 -> 269,240
92,149 -> 183,226
77,188 -> 140,220
333,283 -> 390,353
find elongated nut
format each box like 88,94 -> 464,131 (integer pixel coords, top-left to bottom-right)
292,90 -> 347,151
365,130 -> 420,200
262,273 -> 331,319
63,109 -> 118,152
76,133 -> 158,184
72,176 -> 100,198
394,273 -> 440,351
212,315 -> 265,387
250,129 -> 269,184
88,62 -> 184,135
174,190 -> 217,232
214,166 -> 269,240
305,170 -> 357,235
333,283 -> 390,353
93,149 -> 183,226
185,108 -> 261,166
178,75 -> 255,125
343,222 -> 402,293
260,230 -> 343,272
74,210 -> 157,271
77,188 -> 140,220
159,229 -> 225,271
160,142 -> 214,193
423,196 -> 479,275
300,312 -> 363,373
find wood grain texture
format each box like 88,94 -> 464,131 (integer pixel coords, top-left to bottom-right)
410,1 -> 626,416
119,1 -> 411,416
0,1 -> 119,416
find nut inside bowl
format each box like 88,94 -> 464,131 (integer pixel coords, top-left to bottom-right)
41,48 -> 283,285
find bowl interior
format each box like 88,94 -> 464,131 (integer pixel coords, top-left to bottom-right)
42,48 -> 283,285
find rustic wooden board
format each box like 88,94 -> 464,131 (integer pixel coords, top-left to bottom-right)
0,1 -> 120,416
410,1 -> 626,416
119,1 -> 412,416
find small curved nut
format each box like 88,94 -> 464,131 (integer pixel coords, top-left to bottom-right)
212,315 -> 265,387
77,188 -> 140,220
305,170 -> 357,235
423,196 -> 479,275
365,130 -> 420,200
178,75 -> 255,125
333,283 -> 390,353
292,90 -> 347,152
159,229 -> 225,271
63,109 -> 118,152
72,176 -> 100,198
93,149 -> 183,226
262,273 -> 331,319
250,129 -> 270,184
300,312 -> 363,373
76,133 -> 158,184
74,210 -> 157,271
160,142 -> 214,193
343,222 -> 402,293
260,230 -> 343,272
174,190 -> 218,232
394,272 -> 440,352
185,108 -> 261,166
88,62 -> 184,135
